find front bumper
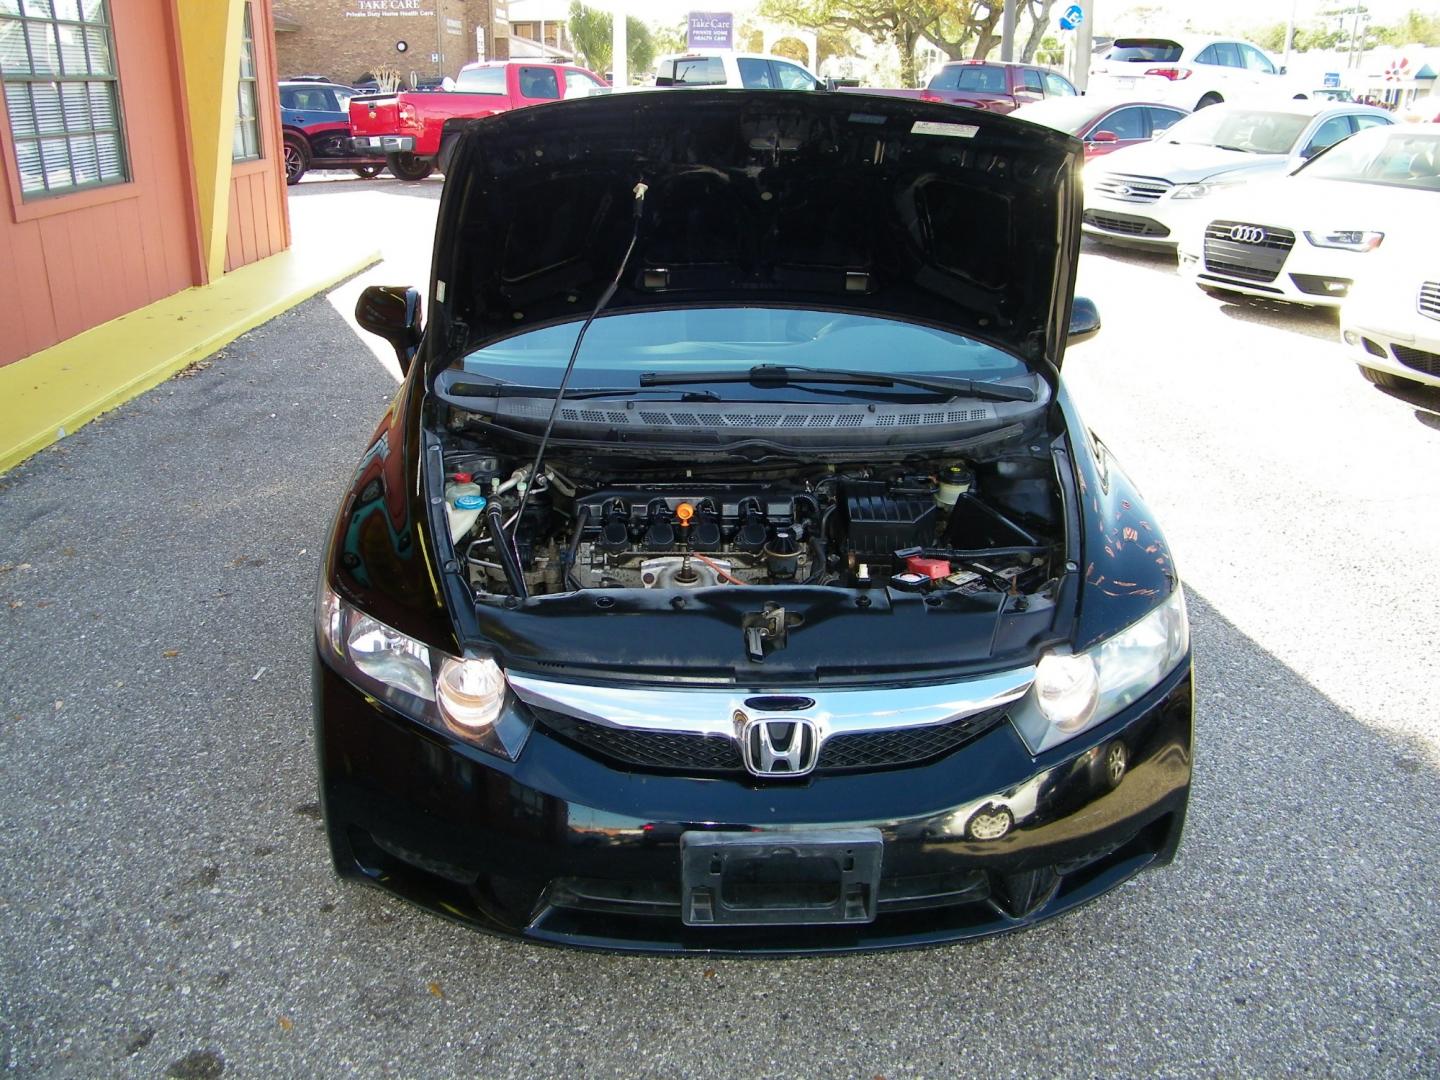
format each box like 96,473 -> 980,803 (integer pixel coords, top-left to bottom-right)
351,135 -> 416,153
1179,224 -> 1366,307
1342,314 -> 1440,388
1081,189 -> 1205,249
313,656 -> 1193,954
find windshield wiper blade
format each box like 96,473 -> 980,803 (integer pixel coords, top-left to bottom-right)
1214,144 -> 1254,154
445,379 -> 721,402
639,364 -> 1036,403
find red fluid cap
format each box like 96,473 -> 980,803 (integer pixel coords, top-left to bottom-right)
905,556 -> 952,580
452,472 -> 473,483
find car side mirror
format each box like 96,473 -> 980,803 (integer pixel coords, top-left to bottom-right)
1089,130 -> 1119,144
823,76 -> 838,92
356,285 -> 423,374
1069,297 -> 1101,345
1278,65 -> 1288,75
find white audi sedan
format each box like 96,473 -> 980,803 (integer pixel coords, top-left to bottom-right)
1083,101 -> 1392,249
1177,124 -> 1440,307
1341,233 -> 1440,391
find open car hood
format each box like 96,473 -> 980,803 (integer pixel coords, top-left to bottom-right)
432,90 -> 1085,373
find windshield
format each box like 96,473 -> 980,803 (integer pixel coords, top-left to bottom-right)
1297,129 -> 1440,190
1164,108 -> 1311,154
457,307 -> 1029,391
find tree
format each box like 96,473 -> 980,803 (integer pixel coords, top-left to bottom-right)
649,19 -> 687,58
567,2 -> 655,80
759,0 -> 948,86
1018,0 -> 1062,62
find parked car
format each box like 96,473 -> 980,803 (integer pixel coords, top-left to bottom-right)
1012,98 -> 1189,158
1083,100 -> 1393,249
315,90 -> 1193,952
1401,91 -> 1440,124
843,60 -> 1078,115
653,51 -> 821,90
348,60 -> 608,181
1088,35 -> 1298,112
1342,236 -> 1440,391
278,80 -> 386,184
1178,123 -> 1440,306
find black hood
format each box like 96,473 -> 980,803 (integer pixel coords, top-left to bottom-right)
433,90 -> 1084,372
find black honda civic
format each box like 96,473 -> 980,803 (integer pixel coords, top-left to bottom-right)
314,89 -> 1192,953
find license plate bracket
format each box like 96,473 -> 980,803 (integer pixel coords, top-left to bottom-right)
680,829 -> 883,926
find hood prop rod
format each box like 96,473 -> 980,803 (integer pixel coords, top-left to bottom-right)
508,181 -> 649,571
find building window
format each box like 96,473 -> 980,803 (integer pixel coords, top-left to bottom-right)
231,3 -> 258,162
0,0 -> 128,199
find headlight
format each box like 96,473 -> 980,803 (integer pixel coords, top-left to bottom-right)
316,580 -> 530,760
1013,588 -> 1189,754
1303,229 -> 1384,251
1169,180 -> 1242,201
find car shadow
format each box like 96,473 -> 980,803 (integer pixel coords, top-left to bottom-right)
1361,379 -> 1440,429
1080,236 -> 1177,271
1213,294 -> 1339,342
290,173 -> 444,201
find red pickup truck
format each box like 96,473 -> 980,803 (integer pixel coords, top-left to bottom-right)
349,61 -> 609,180
841,60 -> 1079,115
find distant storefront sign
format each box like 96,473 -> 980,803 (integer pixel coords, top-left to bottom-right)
687,11 -> 733,50
345,0 -> 435,16
446,16 -> 462,35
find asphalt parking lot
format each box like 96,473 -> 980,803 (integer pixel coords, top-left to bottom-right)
2,173 -> 1438,1079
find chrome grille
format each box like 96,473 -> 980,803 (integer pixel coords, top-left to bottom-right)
1392,344 -> 1440,377
1419,281 -> 1440,321
538,706 -> 1008,775
1202,220 -> 1296,283
1090,173 -> 1173,203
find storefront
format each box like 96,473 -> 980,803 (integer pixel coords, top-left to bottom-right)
0,0 -> 289,367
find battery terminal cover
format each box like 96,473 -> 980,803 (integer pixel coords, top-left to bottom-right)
904,555 -> 951,579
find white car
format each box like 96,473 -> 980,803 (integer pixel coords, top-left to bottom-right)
1177,124 -> 1440,307
1342,239 -> 1440,391
1089,35 -> 1299,112
653,52 -> 820,91
1083,101 -> 1393,249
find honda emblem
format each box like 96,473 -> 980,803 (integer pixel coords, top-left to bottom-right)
741,717 -> 819,777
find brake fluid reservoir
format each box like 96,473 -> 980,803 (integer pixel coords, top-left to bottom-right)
936,464 -> 974,508
445,482 -> 487,543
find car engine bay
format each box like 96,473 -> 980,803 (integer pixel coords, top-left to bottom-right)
438,442 -> 1063,603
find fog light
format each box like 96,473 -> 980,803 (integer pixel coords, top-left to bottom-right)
436,657 -> 506,733
1343,330 -> 1360,346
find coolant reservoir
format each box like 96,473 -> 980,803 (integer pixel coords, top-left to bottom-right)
445,482 -> 487,544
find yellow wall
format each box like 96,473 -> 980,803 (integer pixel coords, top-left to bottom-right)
175,0 -> 246,283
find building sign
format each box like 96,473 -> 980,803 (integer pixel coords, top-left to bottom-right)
687,11 -> 733,50
446,16 -> 462,35
345,0 -> 435,16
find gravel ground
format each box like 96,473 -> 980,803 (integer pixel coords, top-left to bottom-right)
1,180 -> 1437,1078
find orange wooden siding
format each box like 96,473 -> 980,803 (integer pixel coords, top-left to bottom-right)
224,1 -> 288,273
0,2 -> 201,366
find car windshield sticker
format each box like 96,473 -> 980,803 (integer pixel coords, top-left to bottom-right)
911,120 -> 979,138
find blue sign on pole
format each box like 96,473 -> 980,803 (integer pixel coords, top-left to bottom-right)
1323,71 -> 1341,87
1059,4 -> 1084,31
687,11 -> 734,50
